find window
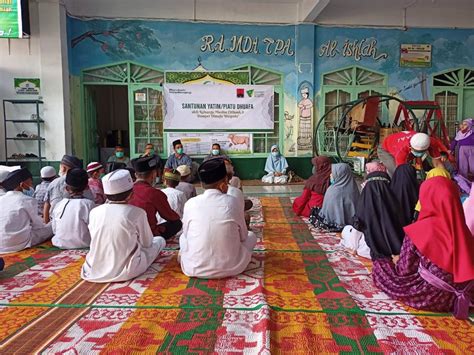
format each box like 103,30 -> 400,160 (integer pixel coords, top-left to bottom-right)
324,89 -> 351,127
434,91 -> 458,137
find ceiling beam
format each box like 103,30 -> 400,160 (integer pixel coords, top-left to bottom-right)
298,0 -> 331,22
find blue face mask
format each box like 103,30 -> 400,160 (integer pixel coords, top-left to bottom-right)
115,151 -> 124,158
271,151 -> 279,157
412,150 -> 425,158
211,149 -> 220,156
329,177 -> 335,185
176,148 -> 184,155
23,187 -> 34,197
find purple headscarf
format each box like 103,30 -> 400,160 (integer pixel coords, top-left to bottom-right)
454,118 -> 474,141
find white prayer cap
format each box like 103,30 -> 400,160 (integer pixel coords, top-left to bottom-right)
410,132 -> 430,151
176,164 -> 191,177
40,166 -> 57,179
102,169 -> 133,195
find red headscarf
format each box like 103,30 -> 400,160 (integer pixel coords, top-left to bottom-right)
305,156 -> 332,195
404,176 -> 474,283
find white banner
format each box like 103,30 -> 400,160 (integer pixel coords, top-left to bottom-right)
167,133 -> 252,156
163,84 -> 274,131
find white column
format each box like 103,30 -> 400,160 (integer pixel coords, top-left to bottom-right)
38,0 -> 70,161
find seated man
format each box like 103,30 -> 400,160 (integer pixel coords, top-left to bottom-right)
165,140 -> 197,181
0,168 -> 53,254
176,165 -> 197,200
52,168 -> 95,249
129,156 -> 182,239
106,145 -> 130,172
157,169 -> 187,223
140,143 -> 162,181
81,169 -> 166,282
180,159 -> 257,278
203,143 -> 229,162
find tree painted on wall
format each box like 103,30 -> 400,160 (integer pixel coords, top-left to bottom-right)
71,21 -> 160,60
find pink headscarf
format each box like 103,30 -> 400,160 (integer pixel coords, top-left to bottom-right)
463,182 -> 474,237
365,161 -> 387,174
455,118 -> 473,141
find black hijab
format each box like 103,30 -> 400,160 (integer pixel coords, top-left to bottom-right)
390,164 -> 419,226
354,171 -> 405,260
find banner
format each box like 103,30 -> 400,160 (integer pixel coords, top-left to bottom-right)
14,78 -> 40,95
167,132 -> 252,156
0,0 -> 22,38
400,44 -> 432,68
163,84 -> 274,131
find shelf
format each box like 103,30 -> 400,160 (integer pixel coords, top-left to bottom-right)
134,120 -> 162,123
7,158 -> 46,162
4,99 -> 44,104
6,119 -> 44,123
6,137 -> 45,141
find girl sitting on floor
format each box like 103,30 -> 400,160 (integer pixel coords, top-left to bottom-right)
261,145 -> 289,184
353,170 -> 405,260
390,164 -> 419,226
293,156 -> 331,217
372,176 -> 474,319
360,161 -> 387,190
310,163 -> 359,232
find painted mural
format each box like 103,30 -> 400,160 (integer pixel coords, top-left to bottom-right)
67,17 -> 474,161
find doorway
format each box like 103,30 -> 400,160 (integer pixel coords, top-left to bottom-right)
84,85 -> 129,164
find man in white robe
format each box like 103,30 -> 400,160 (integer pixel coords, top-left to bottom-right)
81,169 -> 166,283
0,168 -> 53,254
157,169 -> 187,225
176,165 -> 197,200
180,159 -> 257,279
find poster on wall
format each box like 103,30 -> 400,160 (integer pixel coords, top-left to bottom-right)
163,84 -> 274,131
14,78 -> 40,95
0,0 -> 22,38
400,44 -> 432,68
168,132 -> 252,156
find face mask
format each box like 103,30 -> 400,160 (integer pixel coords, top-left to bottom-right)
99,173 -> 105,179
271,151 -> 278,157
148,149 -> 155,156
116,151 -> 124,158
211,149 -> 220,156
176,148 -> 184,155
412,151 -> 425,158
329,178 -> 335,185
155,176 -> 161,185
23,186 -> 34,197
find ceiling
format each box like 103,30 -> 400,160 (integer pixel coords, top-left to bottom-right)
63,0 -> 474,27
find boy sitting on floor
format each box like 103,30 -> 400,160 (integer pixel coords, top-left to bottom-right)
129,156 -> 182,240
158,169 -> 187,222
81,169 -> 166,283
180,159 -> 257,278
0,168 -> 53,254
52,168 -> 95,249
176,164 -> 197,200
33,166 -> 57,216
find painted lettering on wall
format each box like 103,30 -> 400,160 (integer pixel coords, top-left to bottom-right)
200,34 -> 295,56
319,39 -> 388,61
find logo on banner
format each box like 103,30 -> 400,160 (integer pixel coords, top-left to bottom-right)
246,89 -> 254,97
236,88 -> 244,98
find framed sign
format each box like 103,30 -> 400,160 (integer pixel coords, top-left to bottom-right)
400,44 -> 432,68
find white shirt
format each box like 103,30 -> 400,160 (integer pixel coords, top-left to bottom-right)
81,203 -> 163,283
52,197 -> 96,249
176,181 -> 197,200
0,187 -> 6,197
0,191 -> 49,253
227,185 -> 245,212
157,187 -> 187,224
180,189 -> 252,278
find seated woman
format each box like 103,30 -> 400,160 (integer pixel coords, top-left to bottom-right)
360,161 -> 387,190
312,163 -> 359,232
373,177 -> 474,319
390,164 -> 419,226
261,145 -> 288,184
293,156 -> 331,217
354,170 -> 405,260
